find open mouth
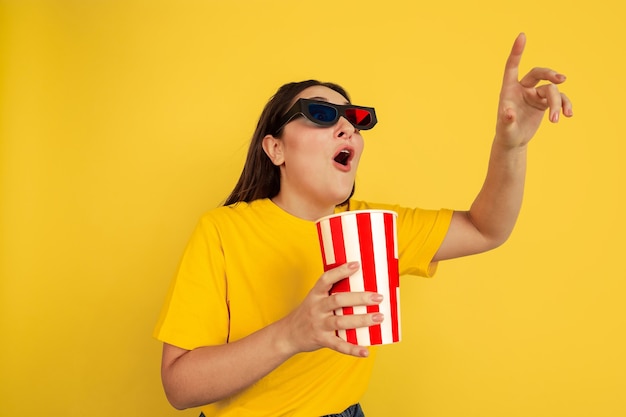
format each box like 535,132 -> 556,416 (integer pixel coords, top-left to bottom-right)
333,149 -> 352,167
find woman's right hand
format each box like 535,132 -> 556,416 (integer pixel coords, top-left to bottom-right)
276,261 -> 384,358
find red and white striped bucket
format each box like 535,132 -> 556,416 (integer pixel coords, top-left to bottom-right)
316,210 -> 400,346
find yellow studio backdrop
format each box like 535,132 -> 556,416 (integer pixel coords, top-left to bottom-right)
1,0 -> 624,416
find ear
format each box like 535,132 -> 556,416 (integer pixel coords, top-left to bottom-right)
262,134 -> 285,166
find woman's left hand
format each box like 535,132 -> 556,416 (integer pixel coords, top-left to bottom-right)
495,33 -> 573,148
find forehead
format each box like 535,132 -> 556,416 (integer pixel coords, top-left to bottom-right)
294,85 -> 349,105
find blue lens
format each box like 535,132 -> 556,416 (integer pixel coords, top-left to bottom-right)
308,104 -> 337,123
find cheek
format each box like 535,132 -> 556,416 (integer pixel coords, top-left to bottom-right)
354,138 -> 365,161
283,132 -> 325,159
284,140 -> 316,161
281,143 -> 321,174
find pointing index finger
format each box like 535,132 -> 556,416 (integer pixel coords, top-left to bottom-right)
503,33 -> 526,84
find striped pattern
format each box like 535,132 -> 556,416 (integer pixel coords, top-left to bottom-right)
316,210 -> 400,346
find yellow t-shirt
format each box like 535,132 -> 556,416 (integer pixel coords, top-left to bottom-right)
154,198 -> 453,416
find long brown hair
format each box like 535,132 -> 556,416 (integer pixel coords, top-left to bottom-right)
223,80 -> 353,206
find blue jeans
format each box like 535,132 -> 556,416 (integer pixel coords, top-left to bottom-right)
199,403 -> 364,417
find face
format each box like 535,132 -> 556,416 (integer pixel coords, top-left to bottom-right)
263,85 -> 366,218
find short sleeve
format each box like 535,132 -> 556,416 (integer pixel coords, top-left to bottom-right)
153,215 -> 230,350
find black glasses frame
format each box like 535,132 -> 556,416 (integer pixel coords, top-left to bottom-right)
273,98 -> 377,135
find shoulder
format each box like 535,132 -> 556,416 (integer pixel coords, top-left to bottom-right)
200,199 -> 271,222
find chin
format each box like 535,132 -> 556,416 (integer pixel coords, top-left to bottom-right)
333,185 -> 355,206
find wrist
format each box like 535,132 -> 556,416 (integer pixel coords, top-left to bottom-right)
269,317 -> 301,359
493,134 -> 530,153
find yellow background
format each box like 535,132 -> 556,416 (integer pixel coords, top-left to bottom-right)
1,1 -> 624,416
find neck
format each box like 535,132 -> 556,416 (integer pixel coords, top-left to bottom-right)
270,193 -> 336,221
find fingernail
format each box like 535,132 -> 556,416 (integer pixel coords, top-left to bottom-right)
551,113 -> 559,123
360,349 -> 370,357
371,294 -> 383,302
348,262 -> 359,269
372,313 -> 384,323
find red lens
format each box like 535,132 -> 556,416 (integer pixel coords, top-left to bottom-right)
345,108 -> 372,127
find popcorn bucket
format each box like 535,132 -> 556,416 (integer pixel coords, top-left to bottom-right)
316,210 -> 400,346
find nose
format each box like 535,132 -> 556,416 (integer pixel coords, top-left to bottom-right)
335,116 -> 356,139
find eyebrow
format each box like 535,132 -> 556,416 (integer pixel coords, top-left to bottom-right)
307,96 -> 350,105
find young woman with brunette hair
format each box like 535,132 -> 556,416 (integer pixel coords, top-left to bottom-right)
224,80 -> 355,206
154,34 -> 572,417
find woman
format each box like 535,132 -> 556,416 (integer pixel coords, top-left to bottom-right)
154,33 -> 572,416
